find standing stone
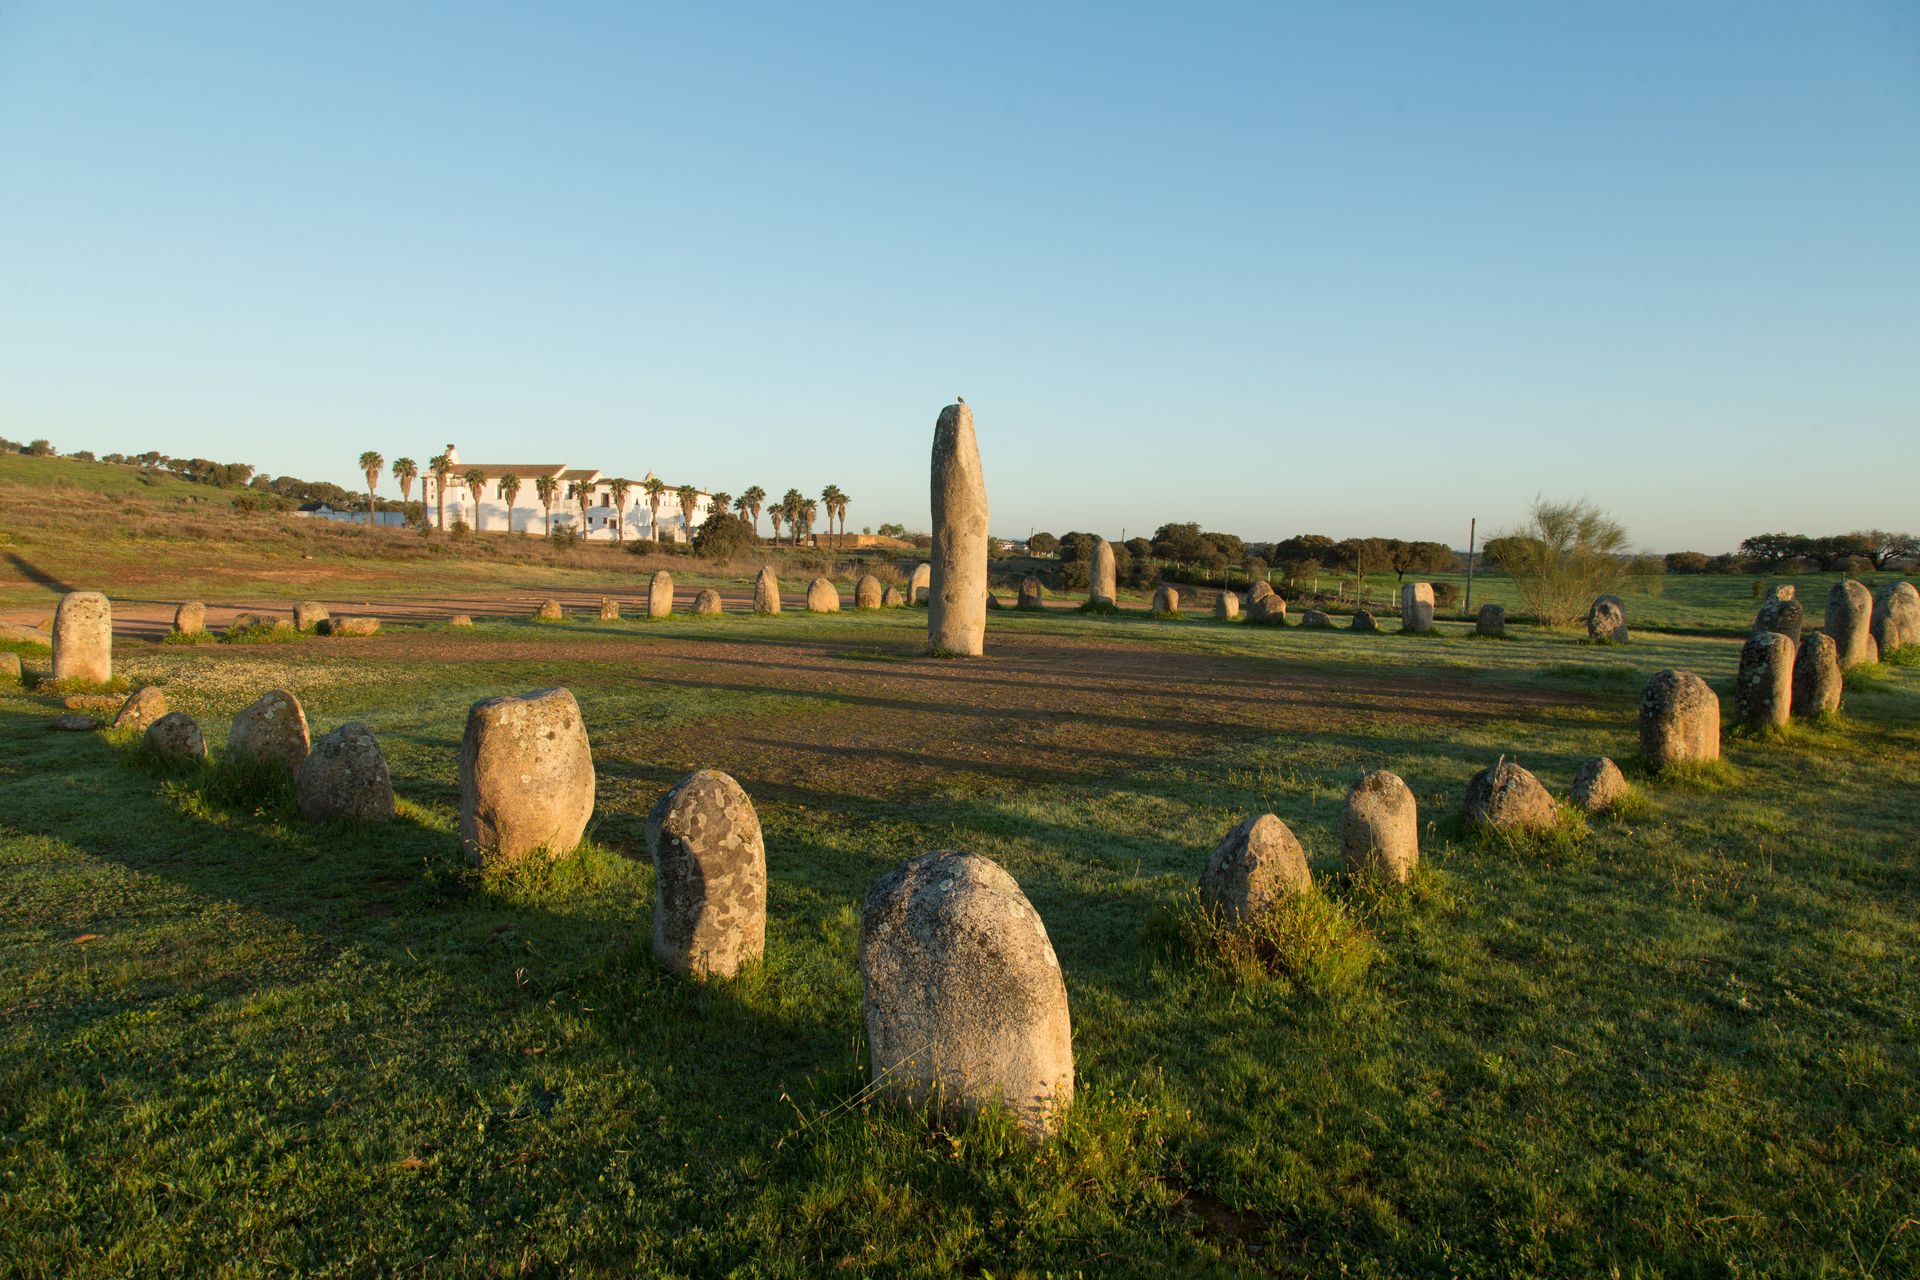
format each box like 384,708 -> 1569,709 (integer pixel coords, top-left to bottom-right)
534,599 -> 564,622
646,769 -> 767,978
1871,581 -> 1920,657
1587,595 -> 1629,643
881,586 -> 905,608
1476,603 -> 1506,637
1017,576 -> 1044,611
1463,759 -> 1557,833
1825,580 -> 1876,669
1248,581 -> 1274,606
1214,591 -> 1240,620
1151,585 -> 1179,615
598,597 -> 621,622
986,592 -> 1005,610
692,588 -> 723,616
1735,631 -> 1795,731
296,722 -> 395,823
51,591 -> 112,684
325,616 -> 380,637
807,577 -> 842,613
1341,770 -> 1418,882
855,574 -> 884,609
112,686 -> 168,732
1350,610 -> 1378,633
752,566 -> 781,614
1400,582 -> 1435,634
459,688 -> 595,867
1088,541 -> 1117,607
0,652 -> 20,682
1199,814 -> 1311,924
449,614 -> 475,628
928,402 -> 989,657
649,571 -> 675,618
1792,630 -> 1843,718
145,712 -> 207,763
909,562 -> 932,606
1247,594 -> 1288,626
1571,757 -> 1629,815
228,689 -> 311,773
294,601 -> 329,632
858,850 -> 1073,1140
1639,670 -> 1720,769
1300,609 -> 1332,629
173,602 -> 207,635
1752,585 -> 1803,644
50,713 -> 98,732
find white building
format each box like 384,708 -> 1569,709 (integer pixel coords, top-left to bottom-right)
422,445 -> 715,542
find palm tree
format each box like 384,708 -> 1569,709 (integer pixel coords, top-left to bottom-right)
499,474 -> 523,534
768,504 -> 784,544
642,476 -> 667,541
708,491 -> 732,530
676,484 -> 699,542
741,486 -> 766,539
821,484 -> 845,547
429,453 -> 451,530
567,480 -> 590,536
534,474 -> 559,535
780,489 -> 804,546
392,457 -> 418,513
800,499 -> 818,546
835,490 -> 851,545
608,478 -> 633,542
464,469 -> 487,531
358,451 -> 384,527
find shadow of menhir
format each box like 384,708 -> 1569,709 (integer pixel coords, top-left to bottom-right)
3,551 -> 77,595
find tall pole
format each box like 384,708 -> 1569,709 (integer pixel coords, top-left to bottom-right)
1465,517 -> 1478,613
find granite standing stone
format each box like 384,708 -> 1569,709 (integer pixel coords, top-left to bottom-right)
909,562 -> 932,606
881,586 -> 905,608
145,712 -> 207,763
1639,670 -> 1720,769
1476,602 -> 1506,637
649,571 -> 676,618
449,614 -> 475,628
1248,581 -> 1274,605
1735,631 -> 1795,730
928,401 -> 989,657
459,688 -> 595,867
1300,609 -> 1332,629
646,769 -> 767,978
173,602 -> 207,635
1199,813 -> 1311,924
1791,630 -> 1842,718
1214,591 -> 1240,620
1826,580 -> 1876,668
1247,593 -> 1288,626
1088,541 -> 1117,608
1350,610 -> 1378,632
534,599 -> 564,622
228,689 -> 311,773
856,574 -> 884,609
1871,581 -> 1920,657
1753,585 -> 1803,644
1017,576 -> 1044,611
1151,585 -> 1179,614
1341,770 -> 1418,881
807,577 -> 841,613
294,601 -> 329,631
112,686 -> 168,732
296,722 -> 395,823
1571,757 -> 1629,814
693,588 -> 723,616
1587,595 -> 1629,643
52,591 -> 112,684
598,597 -> 621,621
752,566 -> 781,614
1463,759 -> 1557,833
1400,582 -> 1435,634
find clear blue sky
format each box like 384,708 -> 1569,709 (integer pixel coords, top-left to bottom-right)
2,2 -> 1914,551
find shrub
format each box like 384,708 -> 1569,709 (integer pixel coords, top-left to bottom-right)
1431,581 -> 1460,610
692,513 -> 755,561
1664,551 -> 1710,574
1488,498 -> 1631,629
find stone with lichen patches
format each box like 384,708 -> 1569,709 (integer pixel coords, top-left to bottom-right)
647,769 -> 766,978
1200,813 -> 1311,924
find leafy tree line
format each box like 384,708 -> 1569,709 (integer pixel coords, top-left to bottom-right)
0,436 -> 360,508
1030,524 -> 1458,592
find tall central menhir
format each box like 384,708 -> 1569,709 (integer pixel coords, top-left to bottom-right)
927,399 -> 988,657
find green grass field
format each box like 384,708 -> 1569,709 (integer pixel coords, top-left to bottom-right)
4,594 -> 1918,1276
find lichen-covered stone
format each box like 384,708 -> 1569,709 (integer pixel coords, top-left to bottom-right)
807,577 -> 841,613
534,599 -> 564,622
323,616 -> 380,637
1587,595 -> 1629,643
459,688 -> 595,867
649,571 -> 675,618
1571,757 -> 1628,814
598,597 -> 621,621
1826,580 -> 1875,669
1463,759 -> 1556,833
1871,581 -> 1920,657
294,601 -> 329,631
752,566 -> 781,614
1300,609 -> 1332,629
112,686 -> 168,732
881,586 -> 905,608
1400,582 -> 1435,634
449,614 -> 474,628
1088,541 -> 1116,608
1247,593 -> 1288,626
928,401 -> 989,656
1735,631 -> 1794,730
859,850 -> 1073,1140
1151,585 -> 1179,614
1753,585 -> 1802,644
228,689 -> 311,773
1248,581 -> 1274,605
1791,630 -> 1842,718
297,722 -> 395,823
1214,592 -> 1240,620
1639,669 -> 1720,769
1476,602 -> 1506,637
173,602 -> 207,635
1199,814 -> 1311,924
855,575 -> 884,609
50,712 -> 98,732
693,588 -> 723,616
1341,770 -> 1418,882
646,770 -> 766,978
52,591 -> 112,684
1018,576 -> 1044,611
145,711 -> 206,763
1350,610 -> 1377,632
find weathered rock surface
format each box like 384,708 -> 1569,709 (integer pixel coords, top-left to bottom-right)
1792,630 -> 1842,718
649,571 -> 676,618
1753,586 -> 1803,644
1248,581 -> 1274,605
534,599 -> 564,622
229,689 -> 311,773
1735,631 -> 1795,730
928,401 -> 989,656
1018,576 -> 1044,611
112,686 -> 168,732
1572,757 -> 1628,814
294,601 -> 329,631
693,588 -> 723,616
1300,609 -> 1332,629
1151,585 -> 1179,614
0,621 -> 51,647
1463,759 -> 1557,833
1199,814 -> 1311,923
145,711 -> 206,762
1088,541 -> 1117,607
297,722 -> 395,823
1588,595 -> 1629,643
1400,582 -> 1435,634
1639,669 -> 1720,769
50,712 -> 98,732
323,616 -> 380,637
859,850 -> 1073,1140
449,614 -> 474,628
856,575 -> 884,609
52,591 -> 112,684
881,586 -> 905,608
1826,580 -> 1875,668
598,597 -> 621,621
1214,591 -> 1240,620
1341,770 -> 1419,882
807,577 -> 841,613
1476,603 -> 1506,637
1247,593 -> 1288,626
1350,610 -> 1377,632
909,562 -> 932,606
459,688 -> 594,866
752,567 -> 781,614
173,602 -> 207,635
1871,581 -> 1920,656
646,769 -> 766,978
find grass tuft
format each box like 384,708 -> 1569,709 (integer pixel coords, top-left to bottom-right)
30,674 -> 132,696
1168,888 -> 1375,995
158,629 -> 216,645
1633,754 -> 1743,790
1076,600 -> 1119,616
1883,644 -> 1920,669
221,622 -> 301,645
